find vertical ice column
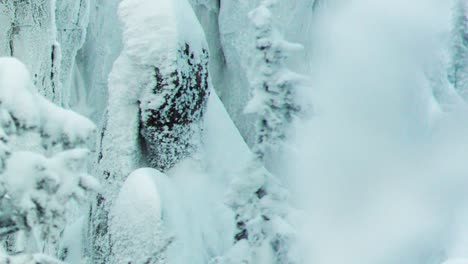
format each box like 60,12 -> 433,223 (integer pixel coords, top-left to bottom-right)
0,0 -> 92,106
0,0 -> 60,102
55,0 -> 91,106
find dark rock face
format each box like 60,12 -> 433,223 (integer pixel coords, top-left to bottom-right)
139,43 -> 210,172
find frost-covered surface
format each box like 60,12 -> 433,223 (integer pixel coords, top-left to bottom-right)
0,1 -> 60,102
87,53 -> 144,263
139,43 -> 209,170
89,0 -> 211,262
122,0 -> 211,172
100,0 -> 211,173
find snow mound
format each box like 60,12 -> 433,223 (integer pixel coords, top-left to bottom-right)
109,168 -> 167,264
118,0 -> 206,65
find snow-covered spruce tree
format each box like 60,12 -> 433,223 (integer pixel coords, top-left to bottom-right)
449,0 -> 468,99
88,0 -> 210,262
0,57 -> 98,263
218,1 -> 304,263
245,1 -> 303,160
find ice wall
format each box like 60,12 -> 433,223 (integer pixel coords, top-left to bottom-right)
0,0 -> 91,106
0,1 -> 60,102
75,0 -> 122,122
56,0 -> 91,105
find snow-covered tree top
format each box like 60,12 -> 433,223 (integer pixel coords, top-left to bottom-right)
118,0 -> 207,66
0,57 -> 96,148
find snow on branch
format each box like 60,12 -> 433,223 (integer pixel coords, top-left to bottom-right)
0,57 -> 96,149
0,57 -> 99,263
245,0 -> 306,160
